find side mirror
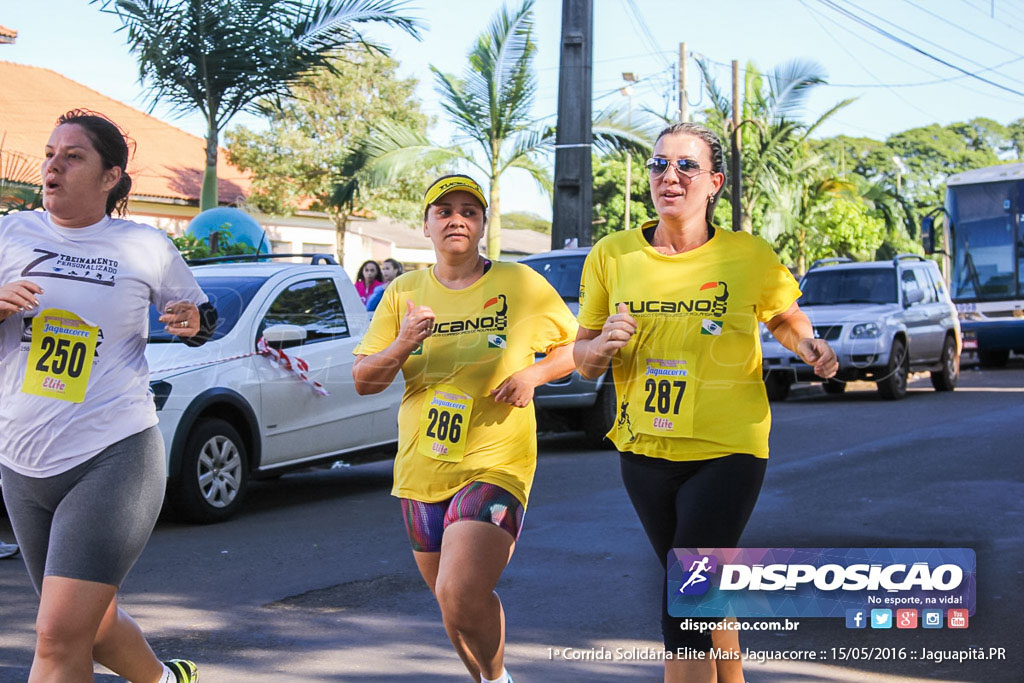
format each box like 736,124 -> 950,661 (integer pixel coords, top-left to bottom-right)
263,324 -> 308,349
904,286 -> 925,307
921,216 -> 935,255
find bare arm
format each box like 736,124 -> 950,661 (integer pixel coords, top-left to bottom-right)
765,302 -> 838,379
490,341 -> 576,408
572,303 -> 637,380
352,301 -> 435,395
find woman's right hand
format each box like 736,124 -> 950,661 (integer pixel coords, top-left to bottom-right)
0,281 -> 44,322
398,300 -> 435,351
596,303 -> 638,356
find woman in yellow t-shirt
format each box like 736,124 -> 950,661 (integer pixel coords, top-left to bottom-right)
353,175 -> 577,683
574,123 -> 838,683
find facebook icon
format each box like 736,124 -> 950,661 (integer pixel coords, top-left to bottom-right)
846,609 -> 867,629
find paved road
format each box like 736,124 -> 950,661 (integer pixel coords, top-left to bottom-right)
1,360 -> 1021,681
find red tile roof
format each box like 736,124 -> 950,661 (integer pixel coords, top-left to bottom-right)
0,61 -> 250,204
0,25 -> 16,41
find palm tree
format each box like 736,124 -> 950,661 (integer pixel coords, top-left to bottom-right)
697,58 -> 853,234
0,133 -> 43,215
93,0 -> 420,211
353,0 -> 652,259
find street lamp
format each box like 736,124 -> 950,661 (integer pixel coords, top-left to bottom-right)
621,72 -> 636,230
892,155 -> 908,195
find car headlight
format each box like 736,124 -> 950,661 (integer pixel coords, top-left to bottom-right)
958,311 -> 983,322
850,323 -> 881,338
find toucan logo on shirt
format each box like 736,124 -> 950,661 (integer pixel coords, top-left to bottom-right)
431,294 -> 509,336
619,281 -> 730,318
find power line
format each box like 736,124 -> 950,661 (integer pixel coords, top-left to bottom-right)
845,0 -> 1024,87
816,0 -> 1024,97
901,0 -> 1024,59
800,0 -> 941,120
622,0 -> 674,72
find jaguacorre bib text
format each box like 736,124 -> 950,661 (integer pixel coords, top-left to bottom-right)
418,384 -> 474,463
21,308 -> 99,403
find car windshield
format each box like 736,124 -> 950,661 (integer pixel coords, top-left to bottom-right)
148,276 -> 267,342
799,268 -> 897,305
523,255 -> 585,301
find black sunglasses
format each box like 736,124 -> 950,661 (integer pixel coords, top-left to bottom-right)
644,157 -> 709,178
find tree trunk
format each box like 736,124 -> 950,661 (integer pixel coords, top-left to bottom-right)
334,212 -> 349,268
487,177 -> 501,260
797,228 -> 807,275
201,124 -> 219,211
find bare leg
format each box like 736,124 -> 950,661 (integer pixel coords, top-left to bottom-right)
92,595 -> 164,682
433,521 -> 515,682
412,550 -> 480,681
712,621 -> 744,683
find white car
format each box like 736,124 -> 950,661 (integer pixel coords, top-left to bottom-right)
145,255 -> 402,523
761,255 -> 961,401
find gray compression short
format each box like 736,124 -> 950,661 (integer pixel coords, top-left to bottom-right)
1,426 -> 165,592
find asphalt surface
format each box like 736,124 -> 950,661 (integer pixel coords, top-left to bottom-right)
1,359 -> 1021,682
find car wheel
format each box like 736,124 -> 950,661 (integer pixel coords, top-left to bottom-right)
171,418 -> 249,524
977,348 -> 1009,368
930,335 -> 959,391
582,383 -> 617,449
877,338 -> 909,400
763,372 -> 792,402
822,378 -> 846,395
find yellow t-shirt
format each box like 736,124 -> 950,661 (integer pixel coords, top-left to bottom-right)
354,262 -> 577,506
577,223 -> 801,461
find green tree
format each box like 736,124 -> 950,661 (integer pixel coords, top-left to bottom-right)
94,0 -> 419,211
357,0 -> 651,258
501,210 -> 551,234
697,58 -> 853,235
591,151 -> 655,239
226,47 -> 434,260
886,123 -> 1000,208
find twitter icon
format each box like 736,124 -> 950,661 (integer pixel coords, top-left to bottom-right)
870,609 -> 893,629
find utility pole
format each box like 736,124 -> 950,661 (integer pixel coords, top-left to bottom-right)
552,0 -> 594,249
731,59 -> 745,232
679,42 -> 688,122
621,73 -> 636,231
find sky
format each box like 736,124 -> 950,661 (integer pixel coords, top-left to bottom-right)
3,0 -> 1024,221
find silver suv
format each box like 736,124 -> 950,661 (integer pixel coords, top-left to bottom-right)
761,255 -> 961,401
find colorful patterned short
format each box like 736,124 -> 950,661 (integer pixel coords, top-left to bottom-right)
400,481 -> 525,552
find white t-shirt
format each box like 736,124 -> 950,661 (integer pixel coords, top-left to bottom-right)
0,211 -> 207,477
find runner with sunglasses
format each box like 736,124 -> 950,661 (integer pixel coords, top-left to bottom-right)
573,123 -> 837,682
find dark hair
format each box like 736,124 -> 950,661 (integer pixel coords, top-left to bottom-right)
654,122 -> 727,224
55,109 -> 134,216
422,173 -> 488,224
356,260 -> 383,285
382,258 -> 404,276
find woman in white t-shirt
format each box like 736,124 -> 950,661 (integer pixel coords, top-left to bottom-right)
0,110 -> 213,683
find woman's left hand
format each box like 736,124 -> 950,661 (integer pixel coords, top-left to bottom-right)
797,338 -> 838,379
159,300 -> 200,338
490,370 -> 535,408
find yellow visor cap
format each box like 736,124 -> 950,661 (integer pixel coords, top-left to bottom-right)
423,176 -> 488,211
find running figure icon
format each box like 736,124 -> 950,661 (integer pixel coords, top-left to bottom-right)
678,556 -> 712,594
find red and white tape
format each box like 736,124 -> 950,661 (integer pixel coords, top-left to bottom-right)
255,337 -> 329,396
150,336 -> 330,396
